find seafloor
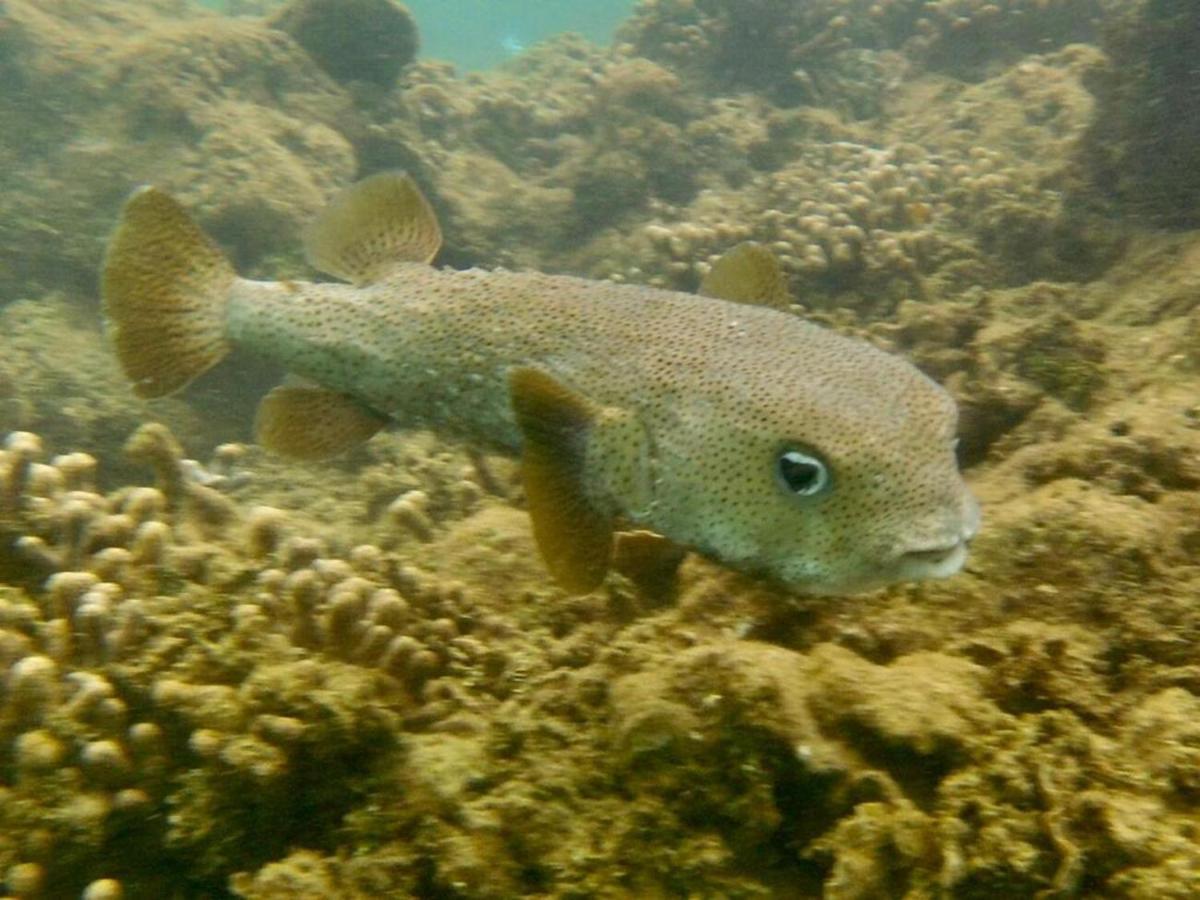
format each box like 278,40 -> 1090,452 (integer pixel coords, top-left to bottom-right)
1,0 -> 1199,897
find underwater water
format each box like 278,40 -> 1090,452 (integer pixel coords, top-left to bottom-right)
2,0 -> 1200,897
403,0 -> 639,71
199,0 -> 639,70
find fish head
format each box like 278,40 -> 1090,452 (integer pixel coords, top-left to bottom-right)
649,339 -> 979,595
762,389 -> 979,595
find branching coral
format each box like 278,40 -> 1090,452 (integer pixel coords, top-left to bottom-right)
0,425 -> 513,895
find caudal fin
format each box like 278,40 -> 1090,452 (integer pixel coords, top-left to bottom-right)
101,186 -> 234,398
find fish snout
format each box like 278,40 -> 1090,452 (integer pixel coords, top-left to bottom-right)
894,491 -> 980,582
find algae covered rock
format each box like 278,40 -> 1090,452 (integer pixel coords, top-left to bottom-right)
618,0 -> 1108,103
269,0 -> 418,88
1074,0 -> 1200,228
608,640 -> 1001,892
0,4 -> 358,299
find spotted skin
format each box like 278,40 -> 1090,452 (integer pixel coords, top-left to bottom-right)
226,264 -> 979,594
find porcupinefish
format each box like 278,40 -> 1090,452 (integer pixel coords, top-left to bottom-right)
101,172 -> 979,595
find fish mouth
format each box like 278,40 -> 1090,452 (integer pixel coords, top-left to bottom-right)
894,492 -> 980,581
897,536 -> 970,581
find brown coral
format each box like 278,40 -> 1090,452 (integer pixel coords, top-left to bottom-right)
3,2 -> 1200,897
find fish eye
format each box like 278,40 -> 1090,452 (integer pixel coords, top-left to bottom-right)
775,447 -> 831,498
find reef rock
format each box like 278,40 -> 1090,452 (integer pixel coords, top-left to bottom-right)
268,0 -> 419,89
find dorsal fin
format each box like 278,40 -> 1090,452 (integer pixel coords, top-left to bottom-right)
255,384 -> 386,461
303,172 -> 442,286
508,367 -> 614,594
699,242 -> 791,309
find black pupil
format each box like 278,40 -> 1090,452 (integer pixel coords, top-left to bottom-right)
780,453 -> 821,493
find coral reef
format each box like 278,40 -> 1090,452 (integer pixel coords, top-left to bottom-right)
0,296 -> 217,466
0,423 -> 510,895
3,0 -> 1200,896
618,0 -> 1112,96
356,39 -> 1117,317
0,0 -> 1119,308
2,338 -> 1200,895
0,0 -> 357,299
1072,0 -> 1200,228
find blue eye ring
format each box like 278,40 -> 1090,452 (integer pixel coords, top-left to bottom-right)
776,447 -> 831,498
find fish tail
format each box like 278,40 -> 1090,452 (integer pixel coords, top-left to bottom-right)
101,186 -> 235,398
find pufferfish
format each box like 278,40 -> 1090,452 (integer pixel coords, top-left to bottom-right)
101,172 -> 979,594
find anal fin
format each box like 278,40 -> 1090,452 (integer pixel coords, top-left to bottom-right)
255,385 -> 386,461
508,367 -> 614,594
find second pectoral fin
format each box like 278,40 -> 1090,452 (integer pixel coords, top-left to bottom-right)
613,530 -> 686,602
508,367 -> 615,594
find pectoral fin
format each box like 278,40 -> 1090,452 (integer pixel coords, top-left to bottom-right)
508,367 -> 614,594
255,385 -> 386,460
303,172 -> 443,285
699,241 -> 790,309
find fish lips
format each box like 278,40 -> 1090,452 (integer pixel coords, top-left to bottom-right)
894,493 -> 981,582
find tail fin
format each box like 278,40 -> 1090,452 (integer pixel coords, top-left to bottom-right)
101,186 -> 235,398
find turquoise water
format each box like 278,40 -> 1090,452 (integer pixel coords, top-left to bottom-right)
405,0 -> 638,70
203,1 -> 638,70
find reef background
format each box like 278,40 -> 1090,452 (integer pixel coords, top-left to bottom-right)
2,0 -> 1200,897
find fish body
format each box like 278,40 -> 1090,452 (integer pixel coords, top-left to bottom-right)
102,173 -> 979,595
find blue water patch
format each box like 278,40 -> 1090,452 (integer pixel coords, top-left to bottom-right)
200,1 -> 638,71
404,0 -> 637,70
